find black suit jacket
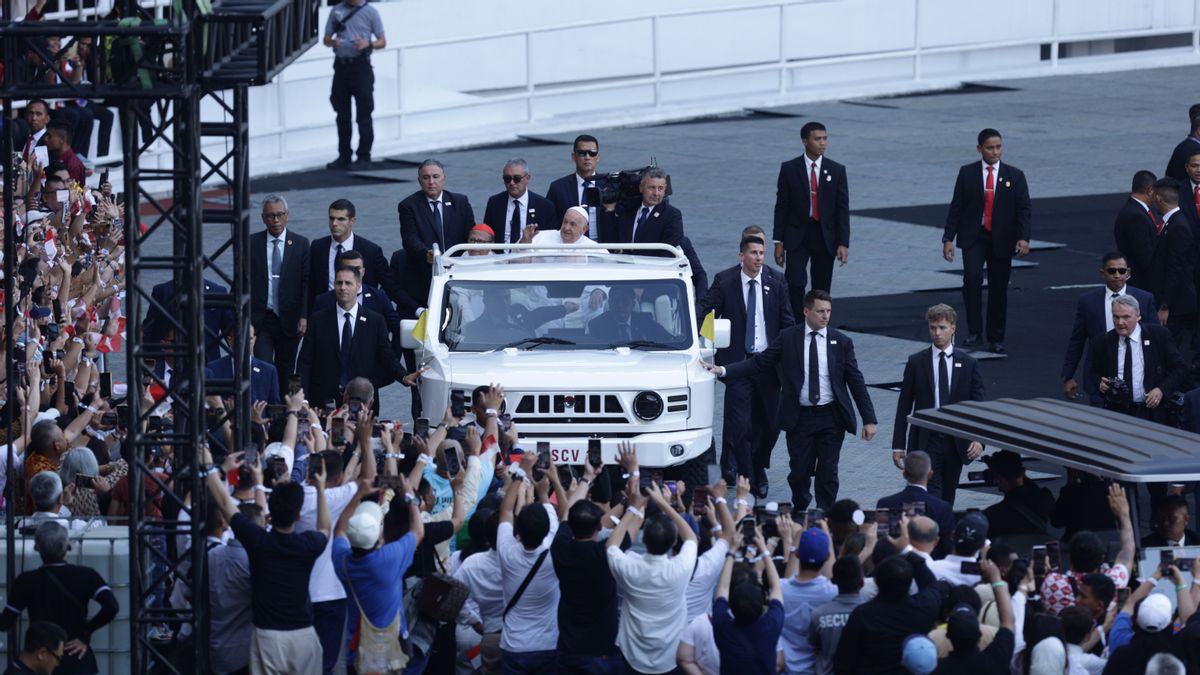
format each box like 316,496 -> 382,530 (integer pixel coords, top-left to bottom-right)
723,325 -> 876,434
1112,196 -> 1158,288
1165,136 -> 1200,183
597,201 -> 684,254
877,485 -> 956,558
680,236 -> 709,299
892,348 -> 986,462
772,156 -> 849,256
482,190 -> 558,244
398,190 -> 475,300
587,311 -> 675,343
250,229 -> 310,336
546,173 -> 584,220
387,249 -> 424,319
307,234 -> 394,306
943,161 -> 1032,255
1061,286 -> 1158,398
1148,211 -> 1198,315
313,284 -> 402,352
697,265 -> 794,367
1088,323 -> 1187,410
143,278 -> 234,362
296,305 -> 405,408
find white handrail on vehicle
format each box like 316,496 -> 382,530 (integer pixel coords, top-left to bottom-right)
437,242 -> 687,269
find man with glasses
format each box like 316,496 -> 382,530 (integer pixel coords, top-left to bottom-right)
252,195 -> 310,388
546,134 -> 601,232
483,158 -> 558,245
1062,252 -> 1158,405
5,621 -> 67,675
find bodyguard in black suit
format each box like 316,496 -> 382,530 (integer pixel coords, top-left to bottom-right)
697,235 -> 794,495
1089,296 -> 1187,424
297,266 -> 406,410
308,198 -> 394,305
942,128 -> 1033,353
545,134 -> 600,224
1061,253 -> 1159,404
707,290 -> 877,510
482,159 -> 558,244
597,167 -> 683,256
143,278 -> 234,363
891,304 -> 986,506
1148,179 -> 1198,350
251,197 -> 309,384
772,122 -> 851,319
877,451 -> 956,558
1164,106 -> 1200,182
205,325 -> 281,405
313,249 -> 403,353
398,159 -> 476,302
1112,171 -> 1159,291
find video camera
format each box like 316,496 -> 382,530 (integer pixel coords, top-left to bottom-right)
586,160 -> 672,211
1103,377 -> 1131,409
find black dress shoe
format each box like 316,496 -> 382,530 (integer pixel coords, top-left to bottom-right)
325,157 -> 351,170
963,333 -> 983,347
351,157 -> 373,170
989,342 -> 1006,354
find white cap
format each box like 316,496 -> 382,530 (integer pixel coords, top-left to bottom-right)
346,501 -> 383,549
262,442 -> 294,474
1137,593 -> 1172,632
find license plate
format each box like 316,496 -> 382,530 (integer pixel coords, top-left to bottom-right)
549,442 -> 587,464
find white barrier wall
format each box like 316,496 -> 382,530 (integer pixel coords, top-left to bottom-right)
214,0 -> 1200,175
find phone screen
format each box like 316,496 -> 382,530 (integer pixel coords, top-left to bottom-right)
1161,550 -> 1176,572
331,417 -> 346,445
587,438 -> 602,468
534,442 -> 551,481
1032,545 -> 1047,576
99,372 -> 112,399
1046,541 -> 1062,571
960,560 -> 982,575
116,404 -> 129,429
739,516 -> 756,542
692,487 -> 709,517
414,417 -> 430,438
348,397 -> 363,421
74,473 -> 96,489
288,375 -> 302,396
498,413 -> 512,433
243,444 -> 259,469
63,380 -> 75,403
444,447 -> 462,476
450,391 -> 466,418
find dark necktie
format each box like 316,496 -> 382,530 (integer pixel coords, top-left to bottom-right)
745,279 -> 758,354
808,331 -> 820,404
1123,336 -> 1133,394
634,207 -> 650,242
270,238 -> 282,312
938,352 -> 950,408
332,243 -> 344,289
340,311 -> 353,387
430,200 -> 445,250
510,199 -> 521,244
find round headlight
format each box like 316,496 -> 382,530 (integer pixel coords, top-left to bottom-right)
633,391 -> 664,421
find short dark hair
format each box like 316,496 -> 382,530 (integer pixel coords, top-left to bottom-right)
1157,494 -> 1189,517
23,620 -> 66,655
567,500 -> 603,538
471,385 -> 493,407
1060,605 -> 1095,645
573,134 -> 599,152
729,580 -> 766,625
318,449 -> 344,484
1132,170 -> 1157,194
946,611 -> 981,652
1192,113 -> 1200,134
740,236 -> 765,252
1101,251 -> 1127,267
1153,178 -> 1180,205
45,121 -> 70,139
741,224 -> 766,239
334,248 -> 364,268
803,289 -> 833,309
238,502 -> 264,525
643,513 -> 678,555
267,481 -> 305,529
26,99 -> 50,116
1067,530 -> 1105,573
1186,148 -> 1200,165
831,555 -> 864,594
1080,572 -> 1115,608
977,128 -> 1001,145
334,264 -> 362,281
515,502 -> 550,550
874,555 -> 914,600
1190,104 -> 1200,123
800,122 -> 826,140
329,198 -> 356,218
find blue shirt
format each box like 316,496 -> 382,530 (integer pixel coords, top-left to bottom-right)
332,532 -> 418,662
780,575 -> 837,674
712,597 -> 786,675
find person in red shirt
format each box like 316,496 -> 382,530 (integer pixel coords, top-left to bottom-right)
44,120 -> 86,186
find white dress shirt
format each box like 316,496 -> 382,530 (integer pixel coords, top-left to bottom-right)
927,553 -> 982,586
685,538 -> 730,623
504,192 -> 528,243
741,270 -> 768,353
607,540 -> 698,674
1104,285 -> 1127,333
327,232 -> 355,290
931,345 -> 954,408
336,303 -> 359,348
800,325 -> 833,406
1116,323 -> 1146,403
266,229 -> 287,313
805,155 -> 822,219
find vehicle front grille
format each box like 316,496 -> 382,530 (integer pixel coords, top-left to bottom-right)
513,393 -> 629,423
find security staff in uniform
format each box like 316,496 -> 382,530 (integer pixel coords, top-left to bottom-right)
323,0 -> 386,170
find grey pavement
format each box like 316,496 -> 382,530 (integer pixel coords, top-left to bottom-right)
233,64 -> 1200,510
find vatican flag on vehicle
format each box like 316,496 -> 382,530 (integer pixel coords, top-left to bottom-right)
410,310 -> 427,340
700,310 -> 715,342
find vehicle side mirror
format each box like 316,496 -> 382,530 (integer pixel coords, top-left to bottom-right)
713,319 -> 731,349
401,319 -> 421,350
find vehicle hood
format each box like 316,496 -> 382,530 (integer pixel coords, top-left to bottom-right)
440,350 -> 696,390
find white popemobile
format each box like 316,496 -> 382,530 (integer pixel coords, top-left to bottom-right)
400,243 -> 729,485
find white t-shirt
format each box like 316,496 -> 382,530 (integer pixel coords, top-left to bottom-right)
297,482 -> 358,603
607,539 -> 698,673
497,504 -> 560,652
679,614 -> 720,675
685,539 -> 730,623
454,549 -> 504,634
927,554 -> 982,587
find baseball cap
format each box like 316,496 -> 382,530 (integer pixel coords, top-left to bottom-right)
797,528 -> 830,565
29,306 -> 52,319
346,501 -> 383,549
1137,593 -> 1172,632
954,511 -> 989,552
262,442 -> 294,474
901,634 -> 937,674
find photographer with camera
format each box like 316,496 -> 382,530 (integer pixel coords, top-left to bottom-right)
1091,294 -> 1186,419
596,167 -> 683,255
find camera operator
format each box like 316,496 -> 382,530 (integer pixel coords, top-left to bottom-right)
1090,295 -> 1186,420
597,167 -> 683,255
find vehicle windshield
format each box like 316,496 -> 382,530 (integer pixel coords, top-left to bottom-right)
440,279 -> 694,352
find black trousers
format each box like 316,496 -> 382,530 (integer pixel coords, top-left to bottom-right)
253,310 -> 301,391
66,101 -> 114,157
1166,312 -> 1198,359
785,405 -> 844,509
924,432 -> 963,506
330,58 -> 375,161
960,230 -> 1014,343
720,374 -> 775,479
785,220 -> 834,319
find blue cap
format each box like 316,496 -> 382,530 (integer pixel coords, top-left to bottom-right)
797,528 -> 830,565
29,306 -> 52,319
901,634 -> 937,674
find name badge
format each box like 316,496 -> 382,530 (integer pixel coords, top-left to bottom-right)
252,366 -> 261,373
829,340 -> 838,345
1144,340 -> 1151,346
954,362 -> 962,368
